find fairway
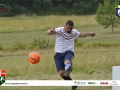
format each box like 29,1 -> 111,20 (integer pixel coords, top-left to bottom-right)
0,15 -> 120,90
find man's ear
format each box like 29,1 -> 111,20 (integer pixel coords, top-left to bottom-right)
64,25 -> 66,30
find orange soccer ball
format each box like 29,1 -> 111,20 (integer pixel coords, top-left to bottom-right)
28,52 -> 41,64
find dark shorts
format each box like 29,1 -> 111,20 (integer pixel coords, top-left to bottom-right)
54,50 -> 74,72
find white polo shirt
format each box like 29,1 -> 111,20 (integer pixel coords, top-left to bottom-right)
55,27 -> 80,53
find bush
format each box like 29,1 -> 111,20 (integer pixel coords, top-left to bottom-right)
0,44 -> 4,50
5,42 -> 25,51
26,38 -> 51,49
84,42 -> 120,47
2,39 -> 120,51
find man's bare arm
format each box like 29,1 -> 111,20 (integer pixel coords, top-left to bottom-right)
46,28 -> 56,35
79,32 -> 96,37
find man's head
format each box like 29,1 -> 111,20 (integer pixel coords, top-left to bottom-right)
64,20 -> 74,33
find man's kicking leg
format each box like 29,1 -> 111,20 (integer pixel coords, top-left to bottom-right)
58,70 -> 77,90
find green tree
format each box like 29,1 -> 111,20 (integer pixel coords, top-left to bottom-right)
95,0 -> 120,33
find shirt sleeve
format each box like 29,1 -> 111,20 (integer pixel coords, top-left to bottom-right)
55,27 -> 61,34
74,29 -> 80,37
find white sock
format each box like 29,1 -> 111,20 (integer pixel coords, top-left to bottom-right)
65,63 -> 71,71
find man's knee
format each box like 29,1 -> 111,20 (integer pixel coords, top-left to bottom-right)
58,70 -> 64,77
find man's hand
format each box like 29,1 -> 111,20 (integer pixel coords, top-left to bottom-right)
50,28 -> 55,33
90,33 -> 95,37
46,28 -> 56,35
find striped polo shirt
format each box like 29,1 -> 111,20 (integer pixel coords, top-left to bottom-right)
55,27 -> 80,53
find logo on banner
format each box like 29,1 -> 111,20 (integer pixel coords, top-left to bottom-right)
100,82 -> 108,85
110,81 -> 118,86
74,81 -> 86,85
88,82 -> 96,84
0,70 -> 6,85
115,5 -> 120,18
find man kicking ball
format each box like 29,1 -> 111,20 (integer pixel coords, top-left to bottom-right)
46,20 -> 95,90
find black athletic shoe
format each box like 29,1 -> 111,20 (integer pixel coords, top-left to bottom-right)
71,86 -> 78,90
64,66 -> 73,77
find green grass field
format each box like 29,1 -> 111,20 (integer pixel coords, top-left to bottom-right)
0,15 -> 120,90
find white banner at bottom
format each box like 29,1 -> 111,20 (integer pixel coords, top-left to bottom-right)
1,80 -> 120,86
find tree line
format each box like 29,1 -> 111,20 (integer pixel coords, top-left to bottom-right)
0,0 -> 104,16
0,0 -> 119,32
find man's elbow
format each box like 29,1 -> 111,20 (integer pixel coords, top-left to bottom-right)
46,32 -> 49,35
79,33 -> 86,37
46,30 -> 51,35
